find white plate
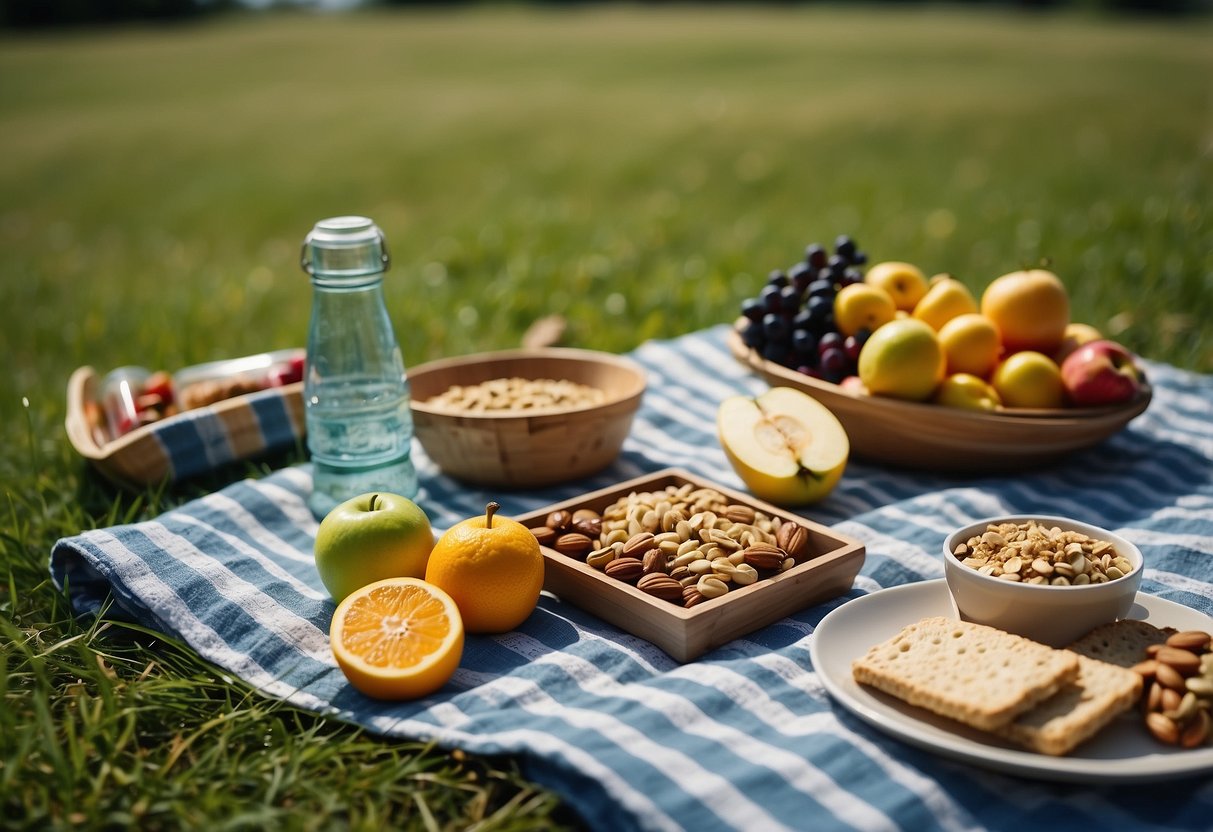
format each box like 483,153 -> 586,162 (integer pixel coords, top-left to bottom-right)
810,579 -> 1213,783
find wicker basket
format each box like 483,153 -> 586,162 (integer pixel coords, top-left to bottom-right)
66,363 -> 305,487
409,348 -> 647,488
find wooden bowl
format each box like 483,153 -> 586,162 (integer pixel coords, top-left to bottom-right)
408,348 -> 646,488
515,468 -> 866,662
726,327 -> 1152,472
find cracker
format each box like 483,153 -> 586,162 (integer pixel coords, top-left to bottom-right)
851,617 -> 1080,732
997,653 -> 1143,756
1067,619 -> 1176,668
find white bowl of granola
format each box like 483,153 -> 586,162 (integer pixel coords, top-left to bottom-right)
942,515 -> 1143,647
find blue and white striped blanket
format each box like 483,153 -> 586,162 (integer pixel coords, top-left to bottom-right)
51,324 -> 1213,831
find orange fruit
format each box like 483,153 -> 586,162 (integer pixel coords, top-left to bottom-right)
980,269 -> 1070,355
424,502 -> 544,634
329,577 -> 464,700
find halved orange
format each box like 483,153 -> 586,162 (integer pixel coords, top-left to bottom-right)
329,577 -> 464,700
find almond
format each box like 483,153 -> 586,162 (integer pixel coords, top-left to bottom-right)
682,586 -> 706,608
1146,712 -> 1180,745
1157,646 -> 1202,676
637,573 -> 684,602
545,510 -> 573,531
743,544 -> 784,571
1180,709 -> 1211,749
724,504 -> 756,525
530,526 -> 557,547
1156,661 -> 1189,692
641,548 -> 667,575
621,532 -> 656,559
604,557 -> 644,583
554,532 -> 594,557
1166,630 -> 1212,652
572,517 -> 603,539
776,522 -> 810,560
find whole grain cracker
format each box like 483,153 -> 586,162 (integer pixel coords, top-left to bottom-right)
997,653 -> 1143,756
851,616 -> 1080,732
1067,619 -> 1177,668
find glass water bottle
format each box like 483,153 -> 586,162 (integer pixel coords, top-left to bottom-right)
300,216 -> 418,517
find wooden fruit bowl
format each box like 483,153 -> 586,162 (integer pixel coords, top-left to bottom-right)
726,327 -> 1152,472
515,468 -> 865,662
409,348 -> 646,489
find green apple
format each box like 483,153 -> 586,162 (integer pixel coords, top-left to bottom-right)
314,492 -> 435,602
864,261 -> 929,312
857,318 -> 946,402
717,386 -> 849,506
934,373 -> 1002,412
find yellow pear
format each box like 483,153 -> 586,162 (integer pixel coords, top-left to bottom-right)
991,351 -> 1065,409
934,373 -> 1002,412
864,261 -> 929,312
912,274 -> 978,332
938,313 -> 1001,378
834,283 -> 897,337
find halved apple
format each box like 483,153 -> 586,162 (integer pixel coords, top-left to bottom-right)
717,387 -> 850,506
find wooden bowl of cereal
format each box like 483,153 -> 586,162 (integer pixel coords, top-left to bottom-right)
408,348 -> 646,488
942,515 -> 1144,647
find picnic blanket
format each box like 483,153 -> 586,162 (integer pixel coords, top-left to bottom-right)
51,324 -> 1213,831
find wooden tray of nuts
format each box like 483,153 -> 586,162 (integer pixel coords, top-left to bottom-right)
516,467 -> 866,662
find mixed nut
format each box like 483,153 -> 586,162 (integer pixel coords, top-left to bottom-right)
1135,629 -> 1213,748
531,483 -> 812,609
951,520 -> 1133,586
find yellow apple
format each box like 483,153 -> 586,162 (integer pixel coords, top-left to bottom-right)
938,313 -> 1001,378
857,318 -> 946,402
1054,322 -> 1104,365
834,283 -> 897,337
864,261 -> 929,311
717,387 -> 849,506
912,274 -> 978,331
934,373 -> 1002,412
991,351 -> 1066,409
981,269 -> 1070,355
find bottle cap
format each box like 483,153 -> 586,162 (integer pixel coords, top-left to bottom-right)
301,216 -> 390,282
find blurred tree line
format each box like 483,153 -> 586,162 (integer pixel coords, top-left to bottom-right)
1,0 -> 1209,30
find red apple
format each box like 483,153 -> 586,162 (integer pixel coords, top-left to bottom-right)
1060,340 -> 1142,407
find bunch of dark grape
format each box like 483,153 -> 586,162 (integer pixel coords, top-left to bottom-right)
737,235 -> 873,384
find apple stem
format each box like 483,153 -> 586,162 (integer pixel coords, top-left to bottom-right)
485,501 -> 500,529
369,494 -> 380,511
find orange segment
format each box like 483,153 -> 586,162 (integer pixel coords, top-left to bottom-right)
329,578 -> 464,700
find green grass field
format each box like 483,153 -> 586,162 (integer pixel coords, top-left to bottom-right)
1,5 -> 1210,828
